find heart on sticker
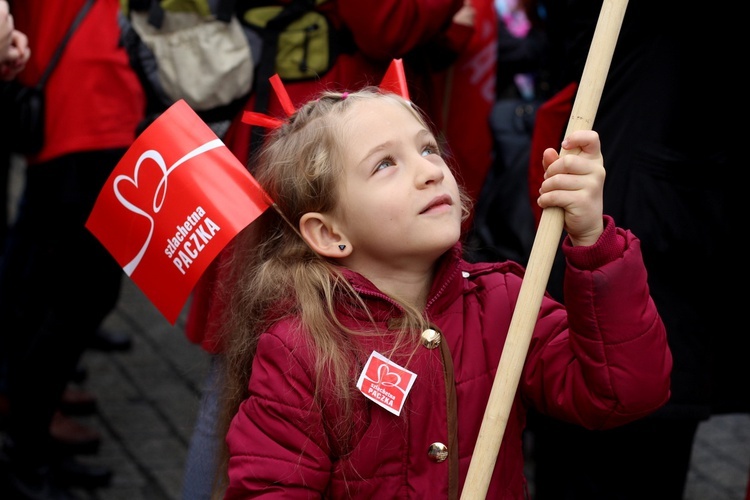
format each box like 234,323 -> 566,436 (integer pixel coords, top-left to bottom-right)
375,364 -> 402,388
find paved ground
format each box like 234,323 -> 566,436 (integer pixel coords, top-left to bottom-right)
67,280 -> 207,500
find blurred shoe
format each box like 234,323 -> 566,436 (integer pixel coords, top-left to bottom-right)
49,412 -> 101,456
87,328 -> 132,352
52,456 -> 112,490
58,386 -> 96,416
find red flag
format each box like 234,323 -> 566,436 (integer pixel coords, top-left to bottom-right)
86,100 -> 272,324
528,82 -> 578,225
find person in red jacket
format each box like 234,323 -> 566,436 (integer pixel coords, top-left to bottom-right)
0,0 -> 145,497
210,87 -> 671,497
181,2 -> 486,497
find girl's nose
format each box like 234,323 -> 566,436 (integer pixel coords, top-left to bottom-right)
415,156 -> 445,187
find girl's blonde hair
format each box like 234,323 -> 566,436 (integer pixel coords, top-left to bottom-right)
211,88 -> 471,495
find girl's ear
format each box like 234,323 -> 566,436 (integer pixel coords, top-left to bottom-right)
299,212 -> 351,258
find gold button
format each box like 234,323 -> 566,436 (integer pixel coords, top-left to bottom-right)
420,328 -> 441,349
428,442 -> 448,462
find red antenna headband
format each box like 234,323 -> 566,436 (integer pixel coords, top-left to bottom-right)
242,59 -> 410,130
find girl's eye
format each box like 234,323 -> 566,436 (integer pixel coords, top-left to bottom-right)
422,143 -> 440,157
375,155 -> 396,171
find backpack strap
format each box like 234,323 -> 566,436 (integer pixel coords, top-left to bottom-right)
249,0 -> 316,157
146,0 -> 236,28
213,0 -> 235,22
38,0 -> 95,89
147,0 -> 165,27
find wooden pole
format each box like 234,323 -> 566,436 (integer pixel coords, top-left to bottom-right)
460,0 -> 629,497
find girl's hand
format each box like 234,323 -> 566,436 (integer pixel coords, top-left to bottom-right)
538,130 -> 605,247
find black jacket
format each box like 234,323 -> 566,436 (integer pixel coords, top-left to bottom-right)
544,0 -> 744,417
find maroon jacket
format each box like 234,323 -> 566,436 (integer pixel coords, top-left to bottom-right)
225,217 -> 672,498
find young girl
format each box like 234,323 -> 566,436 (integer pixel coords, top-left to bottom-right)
213,88 -> 671,498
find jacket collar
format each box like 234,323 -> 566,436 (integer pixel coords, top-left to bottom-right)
337,243 -> 465,322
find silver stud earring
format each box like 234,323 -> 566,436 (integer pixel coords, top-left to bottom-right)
338,244 -> 346,251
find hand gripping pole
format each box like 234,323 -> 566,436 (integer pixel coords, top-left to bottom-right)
460,0 -> 629,497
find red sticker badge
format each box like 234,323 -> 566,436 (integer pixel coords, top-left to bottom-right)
86,100 -> 272,324
357,351 -> 417,416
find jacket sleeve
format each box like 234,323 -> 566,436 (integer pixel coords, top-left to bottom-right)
521,216 -> 672,430
225,331 -> 331,498
337,0 -> 464,60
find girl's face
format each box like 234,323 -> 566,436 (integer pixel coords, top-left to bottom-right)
332,98 -> 463,274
